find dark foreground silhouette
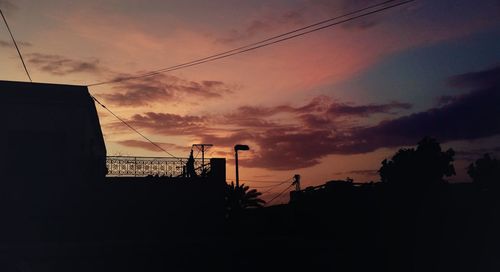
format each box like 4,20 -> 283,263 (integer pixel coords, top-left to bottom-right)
228,139 -> 500,272
1,81 -> 499,271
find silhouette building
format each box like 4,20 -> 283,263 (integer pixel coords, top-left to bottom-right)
0,81 -> 226,269
0,80 -> 107,184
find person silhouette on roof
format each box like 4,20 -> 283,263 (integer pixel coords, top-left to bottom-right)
186,149 -> 197,178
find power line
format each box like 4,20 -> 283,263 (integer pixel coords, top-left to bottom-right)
260,179 -> 292,194
84,0 -> 413,161
90,94 -> 180,159
227,177 -> 291,190
266,184 -> 294,206
226,179 -> 279,188
238,178 -> 293,184
251,183 -> 289,189
0,8 -> 32,82
259,177 -> 293,194
88,0 -> 413,87
88,0 -> 397,86
89,0 -> 409,86
227,180 -> 287,187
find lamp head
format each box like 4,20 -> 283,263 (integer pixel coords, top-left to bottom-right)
234,144 -> 250,151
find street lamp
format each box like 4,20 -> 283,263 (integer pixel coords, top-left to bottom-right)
234,144 -> 249,187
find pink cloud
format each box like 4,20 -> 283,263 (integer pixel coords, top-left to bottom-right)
98,73 -> 233,107
116,139 -> 190,153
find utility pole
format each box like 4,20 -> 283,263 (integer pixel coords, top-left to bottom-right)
192,144 -> 213,174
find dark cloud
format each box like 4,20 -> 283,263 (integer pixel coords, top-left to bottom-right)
99,74 -> 232,107
455,146 -> 500,162
327,101 -> 412,118
230,97 -> 409,120
436,95 -> 458,106
116,140 -> 190,153
199,65 -> 500,170
199,131 -> 254,148
221,108 -> 302,130
216,0 -> 392,43
0,0 -> 17,12
240,129 -> 336,170
199,127 -> 339,170
108,96 -> 412,169
217,9 -> 304,43
107,65 -> 499,170
232,105 -> 294,117
24,53 -> 232,106
448,64 -> 500,89
349,68 -> 500,152
333,65 -> 500,155
0,39 -> 32,48
338,0 -> 381,30
298,114 -> 333,128
230,96 -> 327,118
27,53 -> 101,76
125,112 -> 207,136
221,97 -> 410,133
339,0 -> 418,30
220,116 -> 286,129
218,20 -> 270,43
332,169 -> 379,178
197,96 -> 328,131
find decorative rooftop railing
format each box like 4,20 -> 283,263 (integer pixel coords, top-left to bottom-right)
106,156 -> 210,177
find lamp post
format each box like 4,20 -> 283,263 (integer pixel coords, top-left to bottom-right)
234,144 -> 249,187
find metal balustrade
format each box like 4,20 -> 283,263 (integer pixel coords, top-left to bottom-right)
106,156 -> 210,177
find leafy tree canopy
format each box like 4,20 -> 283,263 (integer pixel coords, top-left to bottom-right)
379,137 -> 455,186
468,153 -> 500,189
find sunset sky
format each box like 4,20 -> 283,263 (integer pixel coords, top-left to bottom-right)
1,0 -> 499,202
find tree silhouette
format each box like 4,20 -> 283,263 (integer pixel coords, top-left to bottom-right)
468,153 -> 500,189
225,182 -> 265,218
379,137 -> 455,187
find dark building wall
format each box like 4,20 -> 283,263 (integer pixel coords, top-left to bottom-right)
95,159 -> 227,243
0,82 -> 229,271
0,81 -> 107,220
0,81 -> 106,184
0,81 -> 226,246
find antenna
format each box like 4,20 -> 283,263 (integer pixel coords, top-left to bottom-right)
192,144 -> 213,175
292,174 -> 301,191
